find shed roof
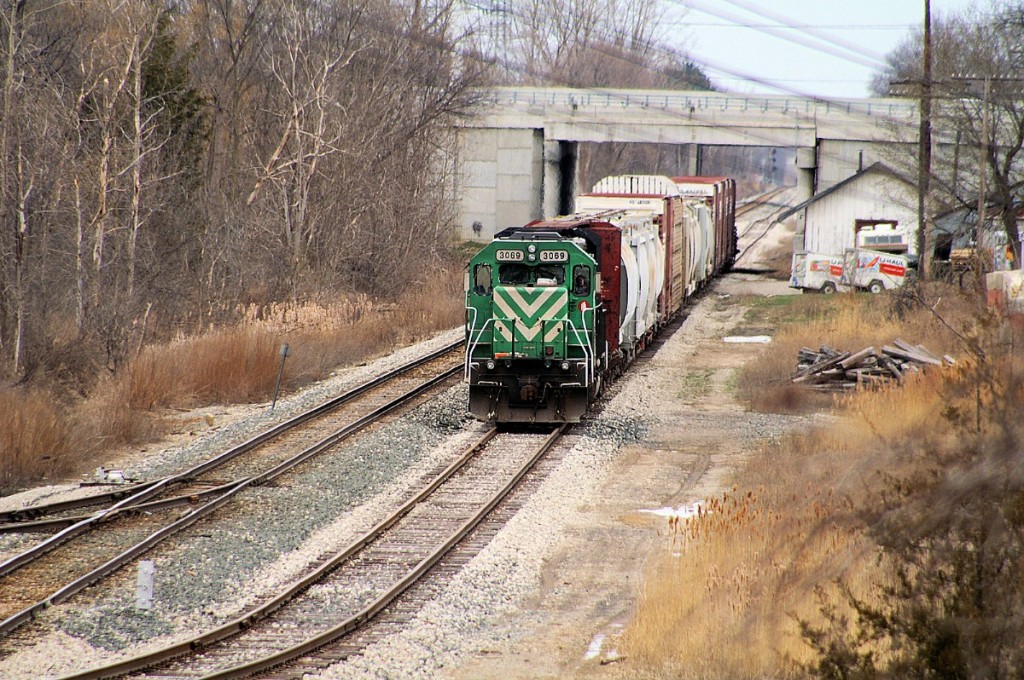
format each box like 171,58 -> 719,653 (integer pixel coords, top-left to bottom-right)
776,162 -> 916,223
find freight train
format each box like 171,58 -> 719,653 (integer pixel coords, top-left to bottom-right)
464,174 -> 737,423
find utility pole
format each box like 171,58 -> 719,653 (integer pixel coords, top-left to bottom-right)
917,0 -> 933,278
977,76 -> 990,282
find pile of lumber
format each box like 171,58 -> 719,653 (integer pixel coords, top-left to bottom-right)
793,339 -> 954,391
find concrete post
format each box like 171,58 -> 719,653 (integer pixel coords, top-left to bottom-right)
795,146 -> 817,202
543,140 -> 578,218
686,144 -> 702,175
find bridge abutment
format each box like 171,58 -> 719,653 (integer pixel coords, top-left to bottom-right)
456,127 -> 544,241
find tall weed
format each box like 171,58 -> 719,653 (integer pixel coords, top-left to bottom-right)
2,271 -> 465,489
0,388 -> 78,491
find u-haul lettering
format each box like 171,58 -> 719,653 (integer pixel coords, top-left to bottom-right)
859,254 -> 907,277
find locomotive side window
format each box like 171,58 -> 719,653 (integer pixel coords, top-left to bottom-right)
572,265 -> 591,296
473,264 -> 493,295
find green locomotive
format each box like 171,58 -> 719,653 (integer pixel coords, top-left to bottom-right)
465,174 -> 737,424
465,224 -> 602,423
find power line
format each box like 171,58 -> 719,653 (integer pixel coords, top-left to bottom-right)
667,0 -> 889,70
449,1 -> 923,136
717,0 -> 889,64
664,22 -> 914,30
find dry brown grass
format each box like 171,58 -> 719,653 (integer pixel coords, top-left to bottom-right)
623,368 -> 959,678
1,271 -> 465,491
0,387 -> 80,489
737,283 -> 973,413
622,283 -> 992,678
129,328 -> 283,409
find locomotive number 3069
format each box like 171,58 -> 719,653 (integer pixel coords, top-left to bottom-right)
495,249 -> 524,262
539,250 -> 568,262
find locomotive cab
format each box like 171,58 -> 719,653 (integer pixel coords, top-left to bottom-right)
465,230 -> 599,423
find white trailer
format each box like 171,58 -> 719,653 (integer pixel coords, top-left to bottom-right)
841,248 -> 911,293
790,251 -> 846,294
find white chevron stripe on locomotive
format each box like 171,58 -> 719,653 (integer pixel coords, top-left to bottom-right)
494,287 -> 566,342
495,286 -> 563,320
494,320 -> 513,341
494,319 -> 561,343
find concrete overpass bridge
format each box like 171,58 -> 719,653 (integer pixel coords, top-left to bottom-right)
454,86 -> 920,240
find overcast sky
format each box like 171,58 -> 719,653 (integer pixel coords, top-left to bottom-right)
666,0 -> 984,99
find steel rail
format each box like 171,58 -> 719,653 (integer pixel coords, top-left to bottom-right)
0,361 -> 463,639
0,483 -> 156,523
0,340 -> 462,577
60,425 -> 566,680
0,339 -> 463,529
206,425 -> 566,680
0,482 -> 241,534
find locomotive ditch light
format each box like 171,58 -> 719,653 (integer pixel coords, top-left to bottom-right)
560,361 -> 570,371
486,360 -> 496,370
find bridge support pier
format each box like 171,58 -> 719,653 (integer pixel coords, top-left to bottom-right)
544,140 -> 578,218
455,127 -> 544,241
796,146 -> 816,202
685,143 -> 702,175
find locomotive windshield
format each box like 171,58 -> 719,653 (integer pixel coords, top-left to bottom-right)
498,263 -> 565,286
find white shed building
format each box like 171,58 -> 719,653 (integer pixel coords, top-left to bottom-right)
782,162 -> 920,258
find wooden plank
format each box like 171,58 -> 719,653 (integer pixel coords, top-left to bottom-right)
838,346 -> 877,369
882,345 -> 942,366
878,355 -> 904,380
793,350 -> 852,379
794,368 -> 845,385
894,338 -> 943,365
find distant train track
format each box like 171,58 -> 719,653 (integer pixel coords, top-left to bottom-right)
60,424 -> 569,679
0,341 -> 464,639
735,186 -> 789,234
735,187 -> 795,266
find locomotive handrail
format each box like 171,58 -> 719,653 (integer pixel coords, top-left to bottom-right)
464,307 -> 495,379
566,318 -> 593,386
583,302 -> 602,383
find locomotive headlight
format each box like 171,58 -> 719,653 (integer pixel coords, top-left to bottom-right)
527,244 -> 537,253
486,360 -> 496,370
560,361 -> 570,371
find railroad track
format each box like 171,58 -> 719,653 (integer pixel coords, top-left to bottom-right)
735,187 -> 795,266
60,424 -> 569,679
735,186 -> 784,215
0,340 -> 464,639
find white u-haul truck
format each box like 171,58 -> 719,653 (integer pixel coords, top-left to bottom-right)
842,248 -> 911,293
791,249 -> 912,294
